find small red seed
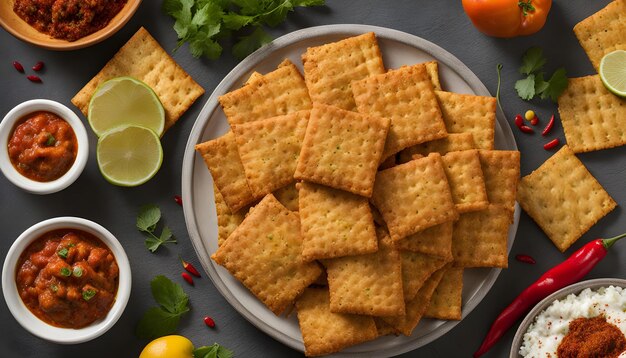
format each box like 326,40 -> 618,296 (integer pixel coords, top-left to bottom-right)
204,316 -> 216,328
13,61 -> 24,73
174,195 -> 183,207
32,61 -> 44,71
514,114 -> 524,128
543,138 -> 560,150
182,272 -> 194,286
530,116 -> 539,126
515,254 -> 536,264
519,125 -> 534,134
27,75 -> 42,83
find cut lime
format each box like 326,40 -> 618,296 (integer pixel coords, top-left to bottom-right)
97,125 -> 163,186
88,77 -> 165,137
599,50 -> 626,98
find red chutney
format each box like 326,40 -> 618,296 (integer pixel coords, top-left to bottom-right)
13,0 -> 128,42
15,229 -> 119,328
8,111 -> 77,182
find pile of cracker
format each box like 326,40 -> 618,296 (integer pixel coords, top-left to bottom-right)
517,0 -> 623,253
196,33 -> 520,356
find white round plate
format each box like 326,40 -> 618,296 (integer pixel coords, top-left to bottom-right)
182,24 -> 519,356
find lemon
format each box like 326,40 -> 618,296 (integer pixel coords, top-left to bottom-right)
96,125 -> 163,187
139,335 -> 194,358
599,50 -> 626,98
88,76 -> 165,137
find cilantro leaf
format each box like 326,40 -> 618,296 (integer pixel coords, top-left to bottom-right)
190,37 -> 222,58
222,12 -> 255,30
293,0 -> 325,5
162,0 -> 182,15
538,68 -> 568,102
136,307 -> 182,339
233,26 -> 273,59
194,344 -> 234,358
515,74 -> 536,100
533,72 -> 549,94
258,0 -> 294,27
137,205 -> 160,232
519,47 -> 546,75
151,275 -> 189,314
136,276 -> 191,339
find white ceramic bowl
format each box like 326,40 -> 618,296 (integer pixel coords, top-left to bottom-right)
509,277 -> 626,357
1,217 -> 132,344
0,99 -> 89,194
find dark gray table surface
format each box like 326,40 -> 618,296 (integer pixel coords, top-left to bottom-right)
1,1 -> 624,357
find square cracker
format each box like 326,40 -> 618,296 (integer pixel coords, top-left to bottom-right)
294,103 -> 390,197
398,133 -> 476,164
232,110 -> 310,197
298,182 -> 378,262
195,131 -> 255,212
213,183 -> 251,247
423,60 -> 442,91
400,251 -> 450,301
295,288 -> 377,357
302,32 -> 386,111
424,266 -> 464,320
71,27 -> 204,132
517,145 -> 617,252
219,60 -> 312,125
435,91 -> 496,150
478,150 -> 521,213
212,194 -> 322,315
452,204 -> 513,268
573,0 -> 626,71
441,150 -> 489,214
374,318 -> 399,337
325,228 -> 405,317
395,222 -> 454,260
371,153 -> 458,241
352,63 -> 448,159
381,264 -> 447,336
273,182 -> 299,211
558,75 -> 626,153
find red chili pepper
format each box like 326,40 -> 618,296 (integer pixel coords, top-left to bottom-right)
515,254 -> 536,264
204,316 -> 216,328
180,256 -> 201,277
543,138 -> 560,150
542,115 -> 555,136
473,233 -> 626,357
181,272 -> 194,286
530,117 -> 539,126
32,61 -> 44,71
13,61 -> 24,73
174,195 -> 183,206
519,125 -> 534,134
27,75 -> 42,83
514,114 -> 524,128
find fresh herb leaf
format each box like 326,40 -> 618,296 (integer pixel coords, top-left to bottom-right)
151,275 -> 189,314
533,72 -> 549,94
515,74 -> 536,100
194,343 -> 234,358
45,133 -> 56,146
222,12 -> 254,30
233,26 -> 273,59
538,68 -> 568,101
136,276 -> 190,339
519,47 -> 546,75
136,307 -> 183,339
57,248 -> 69,259
137,205 -> 161,232
73,266 -> 83,277
82,289 -> 96,301
50,284 -> 58,293
60,267 -> 71,277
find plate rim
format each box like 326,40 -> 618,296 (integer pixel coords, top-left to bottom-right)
182,24 -> 520,356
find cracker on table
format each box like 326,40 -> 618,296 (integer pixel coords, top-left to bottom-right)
232,110 -> 309,197
212,194 -> 322,315
398,133 -> 476,164
381,264 -> 447,336
423,60 -> 442,91
213,183 -> 253,247
352,63 -> 448,159
424,266 -> 463,320
558,75 -> 626,153
371,153 -> 458,241
400,251 -> 450,301
273,182 -> 299,211
299,182 -> 378,262
478,150 -> 521,214
294,103 -> 390,197
573,0 -> 626,71
302,32 -> 385,111
517,145 -> 617,252
395,222 -> 454,260
435,91 -> 496,150
452,204 -> 512,268
219,60 -> 311,125
325,228 -> 405,316
295,288 -> 378,357
71,27 -> 204,132
195,131 -> 255,212
441,150 -> 489,213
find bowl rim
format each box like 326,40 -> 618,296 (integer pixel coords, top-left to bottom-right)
0,0 -> 143,51
0,99 -> 89,194
1,216 -> 132,344
509,277 -> 626,358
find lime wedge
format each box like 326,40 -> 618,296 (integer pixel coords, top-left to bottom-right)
88,77 -> 165,137
599,50 -> 626,98
97,125 -> 163,186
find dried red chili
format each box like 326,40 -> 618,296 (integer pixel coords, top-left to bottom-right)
181,272 -> 194,286
180,256 -> 201,277
27,75 -> 42,83
32,61 -> 44,71
204,316 -> 216,328
544,138 -> 560,150
542,115 -> 555,136
515,254 -> 536,264
514,114 -> 524,128
13,61 -> 24,73
519,125 -> 534,134
174,195 -> 183,206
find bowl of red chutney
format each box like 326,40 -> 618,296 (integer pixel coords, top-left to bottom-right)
1,217 -> 131,344
0,99 -> 88,194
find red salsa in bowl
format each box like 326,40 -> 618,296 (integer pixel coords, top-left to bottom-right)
8,111 -> 78,182
15,229 -> 119,328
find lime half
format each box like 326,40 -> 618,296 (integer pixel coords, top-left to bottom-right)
88,77 -> 165,137
97,125 -> 163,186
599,50 -> 626,98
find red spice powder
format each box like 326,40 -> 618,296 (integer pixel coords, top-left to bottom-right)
557,316 -> 626,358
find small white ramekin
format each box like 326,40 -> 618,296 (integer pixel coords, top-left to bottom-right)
0,99 -> 89,194
1,217 -> 131,344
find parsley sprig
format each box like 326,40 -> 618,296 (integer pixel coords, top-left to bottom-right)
136,275 -> 190,339
515,47 -> 568,102
137,205 -> 177,252
162,0 -> 326,60
194,343 -> 234,358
